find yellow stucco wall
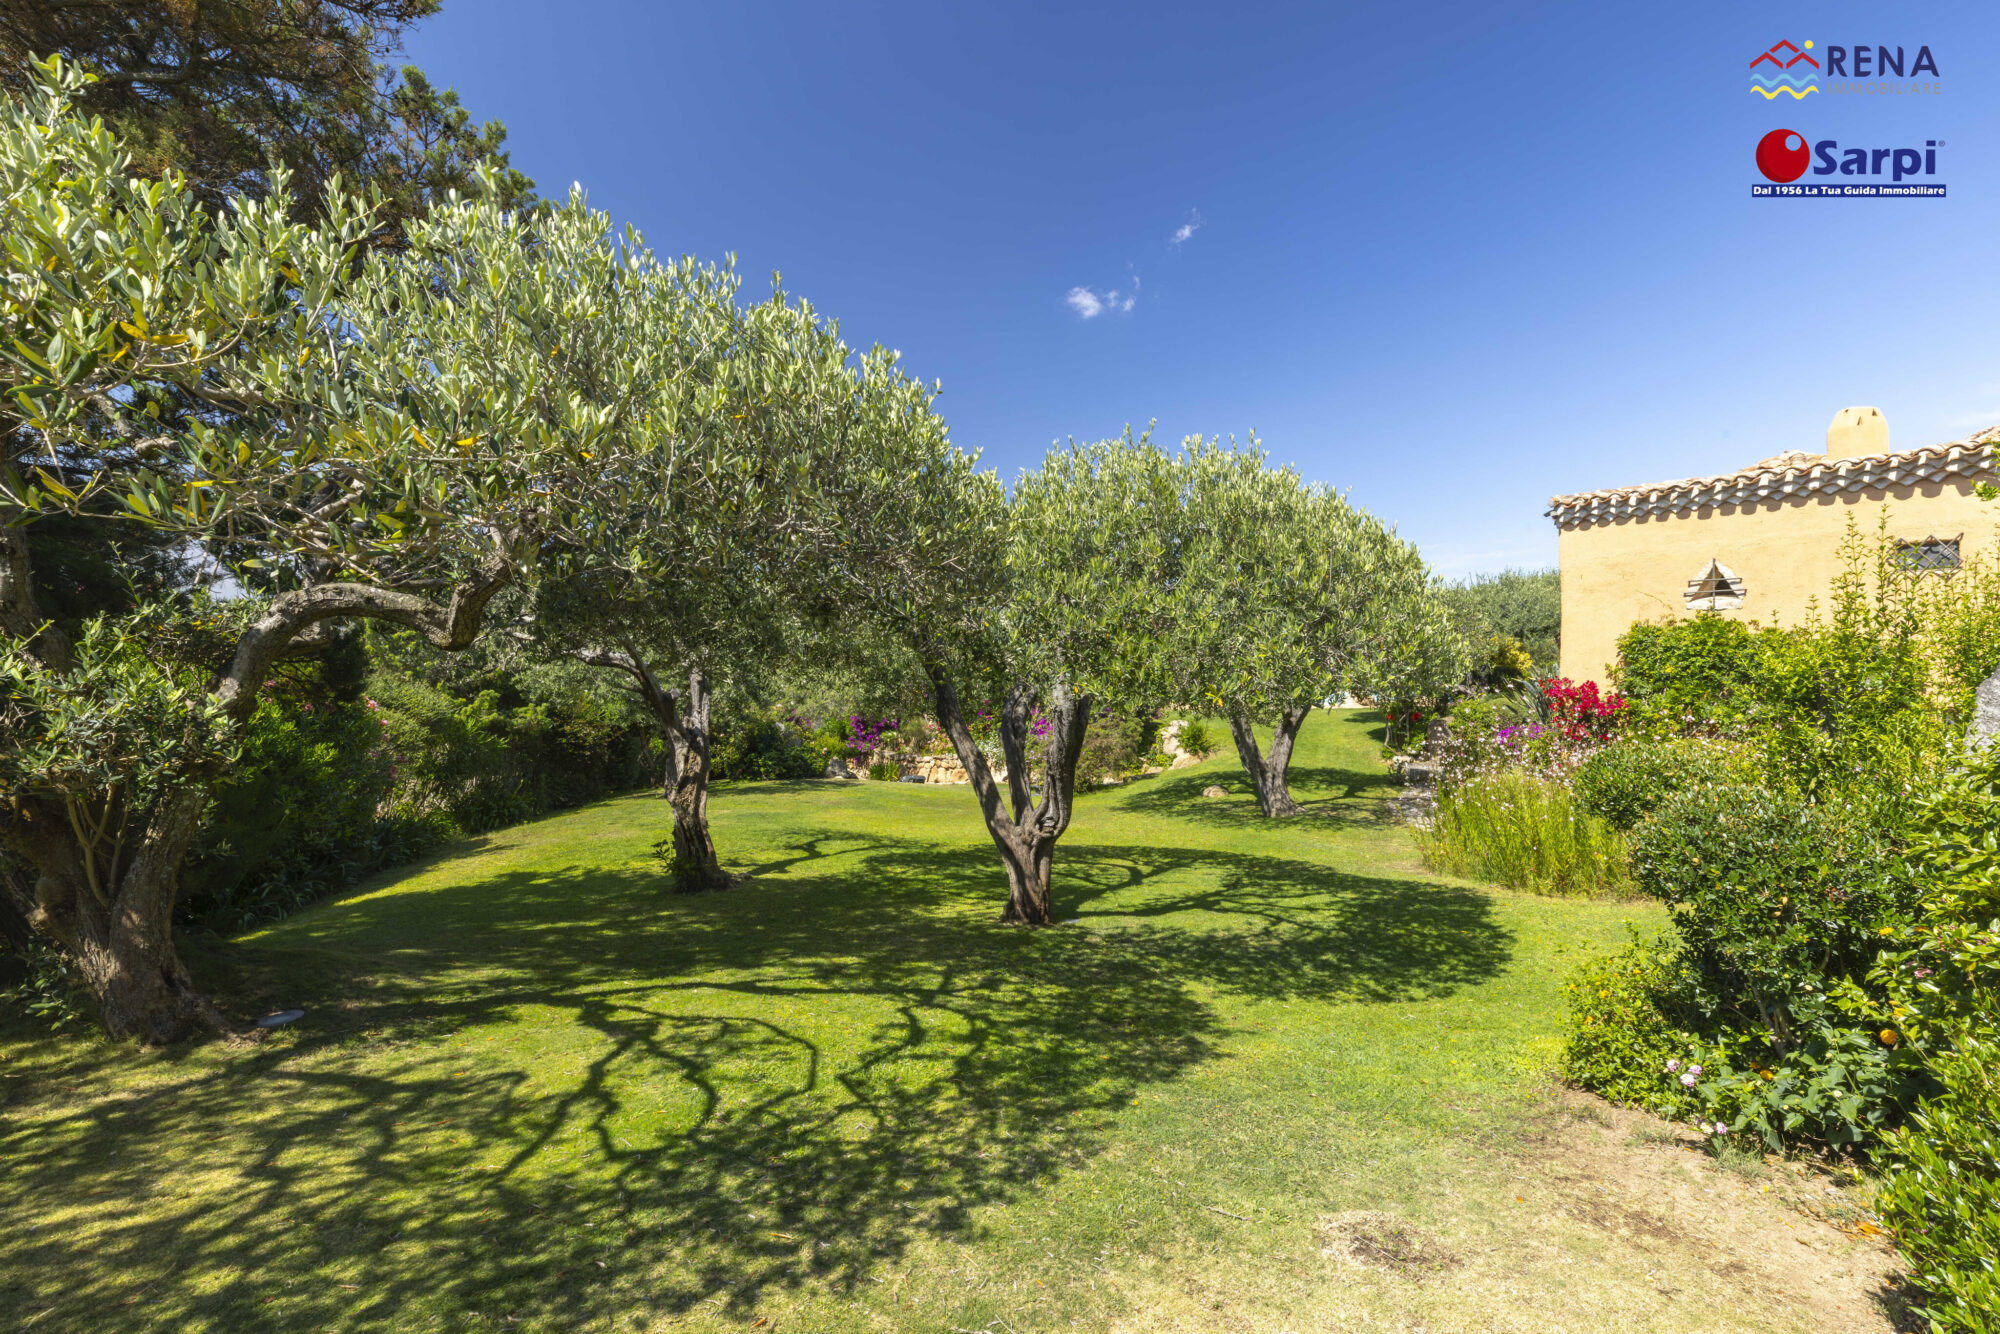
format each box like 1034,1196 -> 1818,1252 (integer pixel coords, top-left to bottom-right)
1557,477 -> 1997,685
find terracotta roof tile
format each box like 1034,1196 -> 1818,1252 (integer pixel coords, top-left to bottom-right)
1547,428 -> 2000,528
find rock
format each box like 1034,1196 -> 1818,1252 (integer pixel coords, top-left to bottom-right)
898,772 -> 926,783
255,1009 -> 305,1028
902,753 -> 973,785
1202,785 -> 1228,799
1170,752 -> 1200,770
1401,762 -> 1437,787
1970,665 -> 2000,748
824,756 -> 856,779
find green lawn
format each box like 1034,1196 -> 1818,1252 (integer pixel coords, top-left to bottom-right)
5,709 -> 1823,1332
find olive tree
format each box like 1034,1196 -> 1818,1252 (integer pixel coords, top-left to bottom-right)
1172,439 -> 1462,816
535,274 -> 954,891
827,430 -> 1179,923
0,62 -> 667,1040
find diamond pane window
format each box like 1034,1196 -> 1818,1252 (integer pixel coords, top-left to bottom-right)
1893,534 -> 1962,571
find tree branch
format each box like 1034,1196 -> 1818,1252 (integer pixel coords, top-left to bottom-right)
213,552 -> 515,723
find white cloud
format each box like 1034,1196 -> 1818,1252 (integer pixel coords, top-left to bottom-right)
1168,209 -> 1203,248
1065,286 -> 1105,319
1067,278 -> 1137,318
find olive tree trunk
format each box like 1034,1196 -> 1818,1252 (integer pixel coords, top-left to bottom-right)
575,647 -> 727,892
1229,705 -> 1312,817
927,672 -> 1091,925
0,545 -> 514,1044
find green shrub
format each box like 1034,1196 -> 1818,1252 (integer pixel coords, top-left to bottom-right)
1571,738 -> 1740,832
1873,747 -> 2000,1331
1415,770 -> 1630,896
368,665 -> 657,828
802,717 -> 851,774
1614,614 -> 1775,730
180,695 -> 426,931
1629,783 -> 1914,1034
711,713 -> 819,781
1685,999 -> 1932,1151
1178,719 -> 1215,758
1560,933 -> 1702,1113
1560,782 -> 1932,1153
0,934 -> 86,1032
1878,1033 -> 2000,1332
1076,711 -> 1159,788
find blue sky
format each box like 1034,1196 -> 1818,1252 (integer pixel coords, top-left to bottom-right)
404,2 -> 2000,576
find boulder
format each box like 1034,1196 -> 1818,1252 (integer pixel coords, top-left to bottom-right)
824,756 -> 857,780
1202,785 -> 1228,799
1970,664 -> 2000,748
1170,752 -> 1200,770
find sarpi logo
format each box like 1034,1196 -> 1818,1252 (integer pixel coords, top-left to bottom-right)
1750,40 -> 1818,100
1753,129 -> 1945,197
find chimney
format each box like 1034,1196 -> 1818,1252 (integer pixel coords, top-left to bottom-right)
1826,406 -> 1887,459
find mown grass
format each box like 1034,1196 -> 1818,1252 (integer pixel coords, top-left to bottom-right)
0,710 -> 1704,1332
1416,770 -> 1633,897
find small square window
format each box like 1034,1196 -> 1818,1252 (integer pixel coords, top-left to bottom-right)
1894,534 -> 1962,571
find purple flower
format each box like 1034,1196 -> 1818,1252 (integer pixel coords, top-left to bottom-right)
1665,1059 -> 1679,1073
1679,1072 -> 1697,1087
1688,1064 -> 1703,1077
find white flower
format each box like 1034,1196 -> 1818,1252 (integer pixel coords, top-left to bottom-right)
1680,1072 -> 1697,1087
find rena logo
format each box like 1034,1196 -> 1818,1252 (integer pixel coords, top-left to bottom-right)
1749,40 -> 1818,100
1756,129 -> 1941,183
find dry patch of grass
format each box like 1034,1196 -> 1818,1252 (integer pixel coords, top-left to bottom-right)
1319,1210 -> 1462,1277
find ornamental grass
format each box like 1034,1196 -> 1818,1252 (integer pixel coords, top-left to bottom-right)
1415,769 -> 1631,898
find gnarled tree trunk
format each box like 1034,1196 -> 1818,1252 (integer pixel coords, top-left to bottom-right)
1229,705 -> 1312,817
1,545 -> 516,1043
928,672 -> 1091,925
5,785 -> 221,1042
577,646 -> 728,892
661,667 -> 726,892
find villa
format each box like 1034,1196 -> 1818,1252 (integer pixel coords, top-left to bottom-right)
1548,407 -> 2000,683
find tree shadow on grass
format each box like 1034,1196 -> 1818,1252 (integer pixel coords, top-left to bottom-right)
1112,765 -> 1401,830
0,829 -> 1509,1331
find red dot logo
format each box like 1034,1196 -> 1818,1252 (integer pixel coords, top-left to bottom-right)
1757,129 -> 1809,182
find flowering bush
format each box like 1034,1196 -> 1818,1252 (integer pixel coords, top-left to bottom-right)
1562,936 -> 1930,1152
1542,676 -> 1628,744
846,716 -> 900,760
